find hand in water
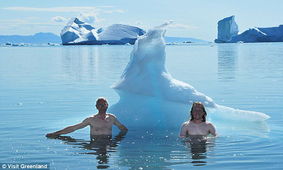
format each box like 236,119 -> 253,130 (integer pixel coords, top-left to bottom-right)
46,133 -> 59,138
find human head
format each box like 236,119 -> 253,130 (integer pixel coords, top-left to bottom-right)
96,97 -> 108,112
190,102 -> 207,122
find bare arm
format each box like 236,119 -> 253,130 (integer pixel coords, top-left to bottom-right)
113,116 -> 128,134
179,123 -> 189,138
208,123 -> 217,136
46,118 -> 90,138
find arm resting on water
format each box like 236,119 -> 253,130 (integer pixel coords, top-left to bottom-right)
46,118 -> 90,138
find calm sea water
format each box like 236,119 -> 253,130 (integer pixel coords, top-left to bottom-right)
0,43 -> 283,169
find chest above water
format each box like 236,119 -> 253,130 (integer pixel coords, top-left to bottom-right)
90,116 -> 114,128
187,123 -> 210,135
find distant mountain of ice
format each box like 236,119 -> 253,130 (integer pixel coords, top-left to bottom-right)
215,16 -> 283,43
0,32 -> 61,44
60,17 -> 145,45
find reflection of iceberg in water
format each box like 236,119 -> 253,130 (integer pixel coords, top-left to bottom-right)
62,46 -> 97,81
217,44 -> 238,81
109,26 -> 270,130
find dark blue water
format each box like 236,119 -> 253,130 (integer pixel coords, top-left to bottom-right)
1,43 -> 283,169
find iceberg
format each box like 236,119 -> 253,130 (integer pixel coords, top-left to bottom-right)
231,26 -> 283,43
215,16 -> 239,43
60,18 -> 145,45
215,16 -> 283,43
109,25 -> 270,130
61,18 -> 97,45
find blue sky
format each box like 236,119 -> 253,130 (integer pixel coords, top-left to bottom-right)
0,0 -> 282,41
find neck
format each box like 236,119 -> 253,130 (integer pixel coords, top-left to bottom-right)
97,111 -> 107,120
192,119 -> 203,124
98,111 -> 106,115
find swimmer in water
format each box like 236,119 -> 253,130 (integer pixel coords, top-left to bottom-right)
180,102 -> 216,138
46,97 -> 128,139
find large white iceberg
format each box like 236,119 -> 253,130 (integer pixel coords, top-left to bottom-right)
215,16 -> 283,43
109,25 -> 270,130
60,18 -> 145,45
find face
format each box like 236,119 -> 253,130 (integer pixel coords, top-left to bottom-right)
191,104 -> 205,121
96,99 -> 108,111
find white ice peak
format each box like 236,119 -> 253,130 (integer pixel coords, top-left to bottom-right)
110,26 -> 269,129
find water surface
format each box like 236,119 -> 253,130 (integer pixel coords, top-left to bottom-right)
0,43 -> 283,169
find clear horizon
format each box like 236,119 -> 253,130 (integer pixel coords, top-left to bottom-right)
0,0 -> 283,41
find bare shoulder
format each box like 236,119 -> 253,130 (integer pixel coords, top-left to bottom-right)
205,121 -> 216,128
182,121 -> 190,126
83,116 -> 93,122
107,113 -> 117,119
205,121 -> 214,125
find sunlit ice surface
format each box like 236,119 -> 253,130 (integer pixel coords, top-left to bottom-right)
109,26 -> 269,135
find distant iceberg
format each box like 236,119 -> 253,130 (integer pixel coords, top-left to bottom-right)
215,16 -> 283,43
215,16 -> 239,43
231,26 -> 283,42
60,17 -> 145,45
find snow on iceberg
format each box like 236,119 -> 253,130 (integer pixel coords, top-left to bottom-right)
60,17 -> 145,45
215,16 -> 283,43
109,25 -> 270,130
